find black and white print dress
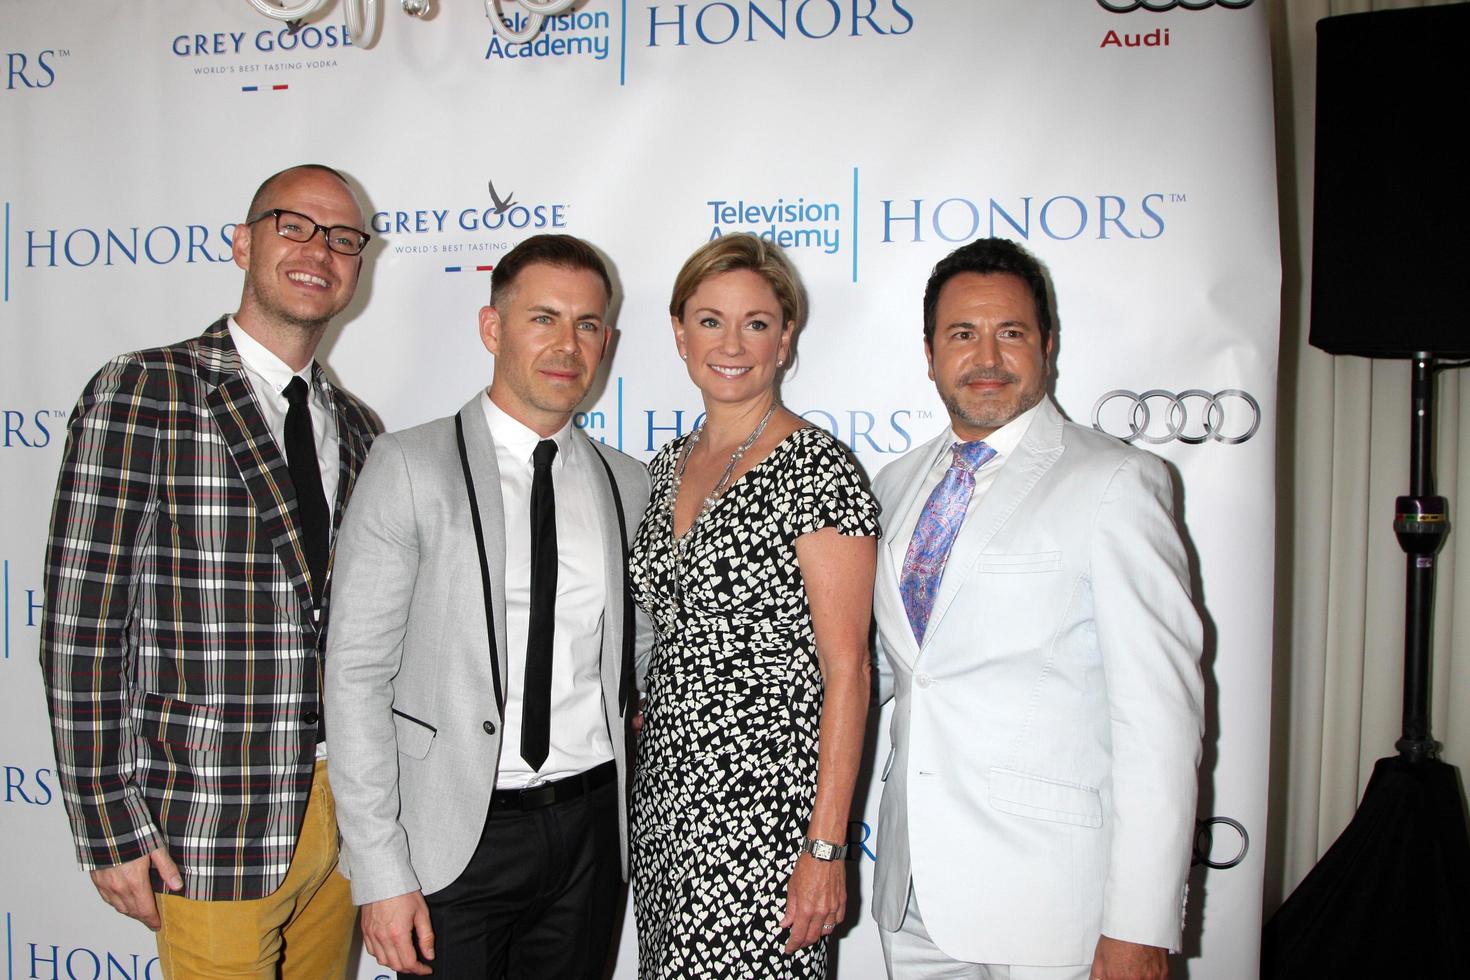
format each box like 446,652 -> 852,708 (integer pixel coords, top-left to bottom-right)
629,425 -> 880,979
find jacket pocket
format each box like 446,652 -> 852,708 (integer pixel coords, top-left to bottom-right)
133,693 -> 223,752
988,768 -> 1103,828
880,745 -> 897,782
392,708 -> 437,760
978,551 -> 1063,574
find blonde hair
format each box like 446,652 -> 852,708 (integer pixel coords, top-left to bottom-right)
668,234 -> 806,329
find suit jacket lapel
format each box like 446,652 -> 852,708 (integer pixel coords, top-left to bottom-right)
316,368 -> 372,634
883,432 -> 950,579
922,400 -> 1066,647
876,432 -> 950,667
580,435 -> 629,715
196,318 -> 317,629
320,365 -> 369,537
458,396 -> 510,713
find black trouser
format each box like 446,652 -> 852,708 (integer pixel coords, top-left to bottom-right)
411,769 -> 621,980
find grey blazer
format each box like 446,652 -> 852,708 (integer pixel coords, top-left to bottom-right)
324,395 -> 653,905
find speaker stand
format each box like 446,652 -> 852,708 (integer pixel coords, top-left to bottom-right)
1262,354 -> 1470,978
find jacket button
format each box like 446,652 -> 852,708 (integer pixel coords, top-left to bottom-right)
483,720 -> 497,735
915,673 -> 932,689
302,710 -> 320,725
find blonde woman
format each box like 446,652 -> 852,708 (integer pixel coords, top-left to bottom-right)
630,235 -> 878,978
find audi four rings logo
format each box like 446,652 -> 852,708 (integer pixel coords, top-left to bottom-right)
1092,389 -> 1261,445
1098,0 -> 1254,11
1193,816 -> 1249,870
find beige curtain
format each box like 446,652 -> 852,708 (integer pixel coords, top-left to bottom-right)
1265,0 -> 1470,914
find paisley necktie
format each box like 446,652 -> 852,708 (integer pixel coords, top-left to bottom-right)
899,440 -> 996,644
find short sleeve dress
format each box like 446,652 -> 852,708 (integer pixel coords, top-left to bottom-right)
629,425 -> 880,979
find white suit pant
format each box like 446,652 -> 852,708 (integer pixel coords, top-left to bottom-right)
879,882 -> 1090,980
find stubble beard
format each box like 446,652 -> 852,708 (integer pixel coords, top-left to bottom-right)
941,367 -> 1048,435
523,354 -> 592,416
244,277 -> 338,337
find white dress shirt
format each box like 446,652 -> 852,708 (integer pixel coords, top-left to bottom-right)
228,317 -> 340,760
482,393 -> 613,788
227,318 -> 340,525
889,401 -> 1044,578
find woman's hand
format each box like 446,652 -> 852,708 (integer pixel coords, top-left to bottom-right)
779,852 -> 846,953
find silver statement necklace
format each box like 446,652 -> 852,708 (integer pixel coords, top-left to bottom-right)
666,402 -> 778,574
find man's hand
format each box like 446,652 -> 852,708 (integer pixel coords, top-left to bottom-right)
89,847 -> 183,931
361,890 -> 435,976
1090,935 -> 1168,980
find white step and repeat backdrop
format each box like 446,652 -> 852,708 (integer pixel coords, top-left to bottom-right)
2,2 -> 1278,978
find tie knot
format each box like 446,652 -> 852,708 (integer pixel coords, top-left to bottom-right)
533,438 -> 558,469
950,440 -> 995,473
284,376 -> 310,407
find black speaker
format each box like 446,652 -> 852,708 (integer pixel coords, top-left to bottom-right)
1310,5 -> 1470,357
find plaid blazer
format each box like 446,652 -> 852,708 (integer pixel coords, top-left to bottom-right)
40,318 -> 380,900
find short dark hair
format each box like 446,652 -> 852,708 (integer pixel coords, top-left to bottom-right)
922,238 -> 1053,347
491,234 -> 612,310
246,164 -> 353,221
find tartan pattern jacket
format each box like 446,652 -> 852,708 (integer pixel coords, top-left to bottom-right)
40,318 -> 380,901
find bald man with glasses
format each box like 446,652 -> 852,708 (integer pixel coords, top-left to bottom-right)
40,163 -> 381,978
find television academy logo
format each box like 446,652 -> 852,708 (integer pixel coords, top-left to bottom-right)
706,194 -> 844,256
486,9 -> 612,62
700,169 -> 861,280
1091,389 -> 1261,445
5,48 -> 67,90
482,2 -> 922,87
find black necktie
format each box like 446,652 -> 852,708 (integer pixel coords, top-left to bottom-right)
522,438 -> 558,771
283,377 -> 330,610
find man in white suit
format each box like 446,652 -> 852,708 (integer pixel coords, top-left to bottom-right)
871,238 -> 1204,980
325,235 -> 651,978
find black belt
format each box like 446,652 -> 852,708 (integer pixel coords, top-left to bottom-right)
490,760 -> 616,812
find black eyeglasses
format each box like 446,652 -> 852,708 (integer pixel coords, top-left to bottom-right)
245,208 -> 372,256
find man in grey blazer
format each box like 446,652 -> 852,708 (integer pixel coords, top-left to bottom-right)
325,234 -> 651,978
871,238 -> 1204,980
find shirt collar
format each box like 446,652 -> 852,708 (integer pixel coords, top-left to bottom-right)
228,316 -> 314,395
481,391 -> 576,467
937,399 -> 1045,470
